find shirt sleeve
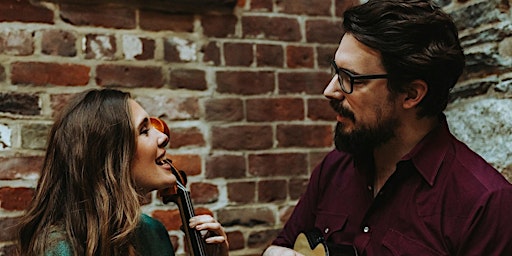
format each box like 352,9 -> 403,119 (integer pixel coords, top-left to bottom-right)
456,187 -> 512,255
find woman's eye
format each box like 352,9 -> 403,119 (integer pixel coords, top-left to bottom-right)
140,127 -> 150,135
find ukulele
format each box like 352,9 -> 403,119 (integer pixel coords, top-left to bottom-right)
151,117 -> 208,256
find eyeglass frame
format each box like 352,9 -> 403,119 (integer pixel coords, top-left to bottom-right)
330,59 -> 388,94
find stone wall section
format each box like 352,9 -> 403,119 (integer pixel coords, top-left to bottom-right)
0,0 -> 510,255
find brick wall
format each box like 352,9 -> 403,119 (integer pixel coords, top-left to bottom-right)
0,0 -> 511,255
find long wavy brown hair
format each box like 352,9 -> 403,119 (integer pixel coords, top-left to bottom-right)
18,89 -> 143,255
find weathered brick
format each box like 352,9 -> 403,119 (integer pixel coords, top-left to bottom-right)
139,11 -> 194,32
152,208 -> 213,231
335,0 -> 360,17
318,46 -> 338,68
170,69 -> 207,90
275,0 -> 331,16
250,0 -> 273,10
168,127 -> 205,149
246,98 -> 304,122
41,30 -> 77,57
278,72 -> 330,94
0,243 -> 18,256
206,154 -> 246,179
247,229 -> 280,248
224,43 -> 253,66
204,98 -> 244,121
169,154 -> 202,176
50,93 -> 75,117
289,178 -> 309,200
190,182 -> 219,204
276,124 -> 333,148
0,92 -> 40,116
84,34 -> 116,60
136,95 -> 200,121
227,181 -> 255,203
308,98 -> 335,121
21,123 -> 52,150
164,37 -> 197,62
306,19 -> 344,44
0,216 -> 21,242
310,150 -> 331,171
216,71 -> 275,95
0,65 -> 5,81
449,1 -> 502,31
96,64 -> 163,88
226,230 -> 245,250
218,206 -> 275,227
60,4 -> 135,29
0,187 -> 34,211
248,153 -> 308,176
0,29 -> 34,56
212,125 -> 273,150
279,205 -> 295,224
0,0 -> 53,24
201,14 -> 237,38
286,45 -> 314,68
258,179 -> 287,203
0,156 -> 43,180
11,62 -> 90,86
242,16 -> 301,42
202,41 -> 221,65
256,44 -> 284,67
121,36 -> 155,60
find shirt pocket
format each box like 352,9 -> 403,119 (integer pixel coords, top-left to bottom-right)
382,229 -> 446,256
314,211 -> 348,239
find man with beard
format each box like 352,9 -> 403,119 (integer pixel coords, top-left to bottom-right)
263,0 -> 512,256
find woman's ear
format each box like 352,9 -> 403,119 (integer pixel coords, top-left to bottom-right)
402,79 -> 428,109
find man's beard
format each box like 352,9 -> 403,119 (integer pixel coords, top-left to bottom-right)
330,99 -> 398,154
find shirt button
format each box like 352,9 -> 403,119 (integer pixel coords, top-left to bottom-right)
324,227 -> 330,234
363,226 -> 370,233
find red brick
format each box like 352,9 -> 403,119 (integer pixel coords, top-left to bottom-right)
204,98 -> 244,122
0,92 -> 40,116
286,45 -> 314,68
258,180 -> 287,203
168,154 -> 202,176
227,181 -> 255,203
0,0 -> 53,24
306,19 -> 344,44
289,178 -> 309,200
212,125 -> 273,150
246,98 -> 304,122
140,11 -> 194,32
216,71 -> 274,95
168,127 -> 205,149
279,205 -> 295,223
278,72 -> 331,94
335,0 -> 361,17
0,156 -> 43,180
96,64 -> 163,88
248,153 -> 308,176
217,206 -> 275,226
136,96 -> 200,121
206,154 -> 246,179
310,150 -> 331,171
50,93 -> 75,117
0,216 -> 21,241
41,30 -> 77,57
318,45 -> 339,68
84,34 -> 116,60
132,37 -> 155,60
242,16 -> 301,42
201,14 -> 237,37
11,62 -> 90,86
152,209 -> 182,230
0,30 -> 34,56
308,98 -> 335,121
190,182 -> 219,204
256,44 -> 284,67
0,187 -> 34,211
202,41 -> 221,65
170,69 -> 207,90
247,229 -> 280,248
60,4 -> 135,29
224,43 -> 253,66
276,124 -> 333,148
250,0 -> 273,10
0,65 -> 4,81
227,230 -> 245,250
163,37 -> 196,63
276,0 -> 331,16
0,244 -> 18,255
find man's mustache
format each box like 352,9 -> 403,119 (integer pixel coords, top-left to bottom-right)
329,99 -> 355,122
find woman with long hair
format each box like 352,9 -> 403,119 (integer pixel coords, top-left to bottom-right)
17,89 -> 228,255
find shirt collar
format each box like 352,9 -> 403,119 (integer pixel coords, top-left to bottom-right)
399,114 -> 451,186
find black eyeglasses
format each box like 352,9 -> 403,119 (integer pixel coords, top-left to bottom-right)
330,59 -> 388,94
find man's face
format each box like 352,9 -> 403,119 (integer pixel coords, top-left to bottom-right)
324,33 -> 401,153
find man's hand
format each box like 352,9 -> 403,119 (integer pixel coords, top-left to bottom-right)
262,245 -> 304,256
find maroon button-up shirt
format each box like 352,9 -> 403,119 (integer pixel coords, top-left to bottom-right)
273,118 -> 512,255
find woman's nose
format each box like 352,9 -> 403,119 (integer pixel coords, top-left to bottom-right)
157,131 -> 169,148
324,75 -> 344,100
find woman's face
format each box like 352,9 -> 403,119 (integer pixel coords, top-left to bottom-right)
129,99 -> 176,194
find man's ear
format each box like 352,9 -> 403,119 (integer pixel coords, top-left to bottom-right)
402,79 -> 428,109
